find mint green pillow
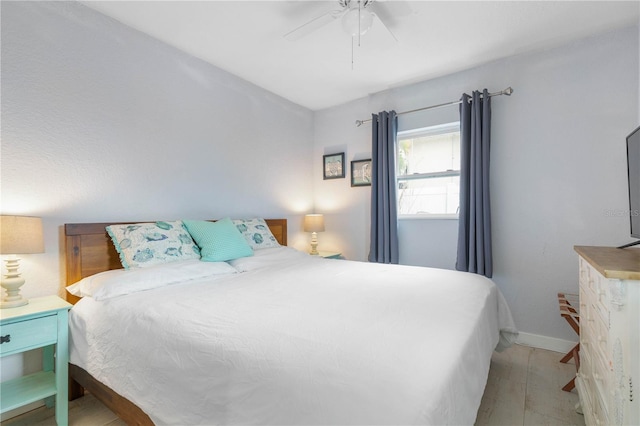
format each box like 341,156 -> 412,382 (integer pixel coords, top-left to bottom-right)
183,218 -> 253,262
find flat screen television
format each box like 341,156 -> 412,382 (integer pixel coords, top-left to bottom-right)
620,125 -> 640,249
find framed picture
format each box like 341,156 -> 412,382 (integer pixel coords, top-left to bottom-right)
351,159 -> 372,187
323,153 -> 345,180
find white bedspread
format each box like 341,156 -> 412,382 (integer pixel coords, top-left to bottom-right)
69,248 -> 517,425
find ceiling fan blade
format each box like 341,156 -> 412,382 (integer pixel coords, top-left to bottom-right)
368,0 -> 413,18
284,8 -> 346,41
370,9 -> 398,42
368,0 -> 414,42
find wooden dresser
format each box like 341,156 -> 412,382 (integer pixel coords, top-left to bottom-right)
574,246 -> 639,426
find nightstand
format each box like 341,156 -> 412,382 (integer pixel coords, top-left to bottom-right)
317,251 -> 342,259
0,296 -> 72,425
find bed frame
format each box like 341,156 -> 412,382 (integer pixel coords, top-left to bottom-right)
64,219 -> 288,425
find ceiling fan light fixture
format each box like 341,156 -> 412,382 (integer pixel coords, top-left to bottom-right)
342,7 -> 374,36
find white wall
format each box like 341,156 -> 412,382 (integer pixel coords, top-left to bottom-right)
314,25 -> 639,342
1,1 -> 315,301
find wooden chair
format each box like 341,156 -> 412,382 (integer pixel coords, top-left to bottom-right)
557,292 -> 580,392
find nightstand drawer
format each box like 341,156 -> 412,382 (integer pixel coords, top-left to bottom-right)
0,315 -> 57,355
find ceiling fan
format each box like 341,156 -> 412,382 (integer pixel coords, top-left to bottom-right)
284,0 -> 411,42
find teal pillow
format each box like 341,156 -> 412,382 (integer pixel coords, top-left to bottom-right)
183,218 -> 253,262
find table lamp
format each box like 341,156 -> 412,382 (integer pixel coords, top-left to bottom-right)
0,215 -> 44,308
303,214 -> 325,255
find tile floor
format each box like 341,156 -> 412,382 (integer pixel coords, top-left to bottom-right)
475,344 -> 584,425
3,344 -> 584,426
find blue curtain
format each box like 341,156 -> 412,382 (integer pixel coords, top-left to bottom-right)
456,90 -> 493,277
369,110 -> 399,264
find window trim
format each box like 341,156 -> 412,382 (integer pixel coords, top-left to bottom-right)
398,213 -> 459,220
397,169 -> 460,181
397,122 -> 460,139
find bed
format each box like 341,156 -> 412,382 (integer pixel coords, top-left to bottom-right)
64,218 -> 517,425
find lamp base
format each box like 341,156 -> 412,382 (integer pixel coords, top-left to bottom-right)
0,297 -> 28,309
1,257 -> 29,309
309,232 -> 319,255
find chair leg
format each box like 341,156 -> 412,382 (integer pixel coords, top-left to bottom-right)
562,346 -> 580,393
558,293 -> 580,393
560,343 -> 580,363
562,377 -> 576,392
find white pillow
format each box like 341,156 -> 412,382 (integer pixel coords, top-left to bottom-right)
229,246 -> 310,272
67,259 -> 236,300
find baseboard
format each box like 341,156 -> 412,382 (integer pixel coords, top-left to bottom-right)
516,332 -> 578,353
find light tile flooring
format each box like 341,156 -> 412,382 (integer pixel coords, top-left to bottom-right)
3,344 -> 584,426
476,344 -> 584,425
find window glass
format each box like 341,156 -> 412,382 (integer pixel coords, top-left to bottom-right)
397,123 -> 460,216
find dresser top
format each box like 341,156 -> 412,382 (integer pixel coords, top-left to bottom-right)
574,246 -> 640,280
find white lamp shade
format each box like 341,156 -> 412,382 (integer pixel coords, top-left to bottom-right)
303,214 -> 325,233
0,216 -> 44,254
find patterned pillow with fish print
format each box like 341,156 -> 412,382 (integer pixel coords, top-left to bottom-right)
232,218 -> 281,250
106,220 -> 201,269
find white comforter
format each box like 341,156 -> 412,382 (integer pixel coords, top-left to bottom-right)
69,247 -> 517,425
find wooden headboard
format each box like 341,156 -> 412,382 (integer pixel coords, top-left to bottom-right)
64,219 -> 287,304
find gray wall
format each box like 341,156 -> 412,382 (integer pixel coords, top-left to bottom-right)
314,25 -> 639,342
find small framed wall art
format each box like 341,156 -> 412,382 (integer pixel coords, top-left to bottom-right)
323,153 -> 345,180
351,159 -> 372,187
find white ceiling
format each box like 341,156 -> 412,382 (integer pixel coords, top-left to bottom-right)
82,1 -> 639,111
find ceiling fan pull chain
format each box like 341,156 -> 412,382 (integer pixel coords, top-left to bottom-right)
358,0 -> 362,47
351,36 -> 355,70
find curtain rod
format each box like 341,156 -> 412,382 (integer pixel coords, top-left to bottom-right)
355,87 -> 514,127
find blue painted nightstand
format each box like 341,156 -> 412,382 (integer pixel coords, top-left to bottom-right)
0,296 -> 72,425
317,251 -> 342,259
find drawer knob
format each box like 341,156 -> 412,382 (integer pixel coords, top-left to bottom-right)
0,334 -> 10,344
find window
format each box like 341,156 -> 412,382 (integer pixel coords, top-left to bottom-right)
397,122 -> 460,217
